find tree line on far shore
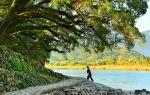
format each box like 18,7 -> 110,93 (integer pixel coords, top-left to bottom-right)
48,47 -> 150,66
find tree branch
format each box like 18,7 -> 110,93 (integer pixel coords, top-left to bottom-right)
42,43 -> 65,53
19,12 -> 82,37
15,25 -> 59,37
37,0 -> 51,6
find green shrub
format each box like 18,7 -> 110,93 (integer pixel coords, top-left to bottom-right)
0,68 -> 17,92
8,58 -> 30,72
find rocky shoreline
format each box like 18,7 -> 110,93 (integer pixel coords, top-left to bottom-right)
43,80 -> 124,95
3,77 -> 150,95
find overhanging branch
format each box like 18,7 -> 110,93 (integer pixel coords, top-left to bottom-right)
15,25 -> 59,37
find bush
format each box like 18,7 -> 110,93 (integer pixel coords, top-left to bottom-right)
0,46 -> 69,93
0,68 -> 17,92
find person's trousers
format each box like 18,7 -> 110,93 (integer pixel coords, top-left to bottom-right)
87,74 -> 94,81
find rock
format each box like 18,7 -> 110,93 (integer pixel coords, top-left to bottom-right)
116,89 -> 124,95
147,91 -> 150,94
142,89 -> 147,92
135,90 -> 143,94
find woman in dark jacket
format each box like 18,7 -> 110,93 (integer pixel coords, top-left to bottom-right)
86,66 -> 94,81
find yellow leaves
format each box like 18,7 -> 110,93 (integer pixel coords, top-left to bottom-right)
72,0 -> 90,8
103,0 -> 112,10
49,0 -> 72,6
119,48 -> 127,55
84,0 -> 91,6
73,1 -> 83,10
72,0 -> 85,15
72,0 -> 96,16
98,0 -> 114,15
111,12 -> 120,25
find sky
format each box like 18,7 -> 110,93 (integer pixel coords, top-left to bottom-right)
134,1 -> 150,56
136,1 -> 150,32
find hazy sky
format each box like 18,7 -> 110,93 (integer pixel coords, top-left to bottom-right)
136,1 -> 150,32
134,1 -> 150,56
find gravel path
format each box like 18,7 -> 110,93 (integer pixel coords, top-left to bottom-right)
4,77 -> 85,95
4,77 -> 124,95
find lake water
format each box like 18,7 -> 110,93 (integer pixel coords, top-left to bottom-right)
54,70 -> 150,90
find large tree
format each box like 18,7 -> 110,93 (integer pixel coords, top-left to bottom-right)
0,0 -> 149,61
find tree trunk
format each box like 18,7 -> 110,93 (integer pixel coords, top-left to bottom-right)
0,7 -> 16,37
0,0 -> 30,41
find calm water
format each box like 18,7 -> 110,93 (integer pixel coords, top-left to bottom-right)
54,70 -> 150,90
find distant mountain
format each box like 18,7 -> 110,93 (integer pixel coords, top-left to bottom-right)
133,30 -> 150,57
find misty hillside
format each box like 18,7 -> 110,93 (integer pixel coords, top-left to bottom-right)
133,30 -> 150,57
49,47 -> 143,62
49,30 -> 150,62
49,30 -> 150,63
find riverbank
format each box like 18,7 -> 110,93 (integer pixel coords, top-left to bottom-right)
4,77 -> 125,95
45,65 -> 150,71
3,77 -> 150,95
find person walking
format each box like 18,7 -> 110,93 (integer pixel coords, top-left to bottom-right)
86,66 -> 94,81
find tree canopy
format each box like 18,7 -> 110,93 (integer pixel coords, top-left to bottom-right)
0,0 -> 149,61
